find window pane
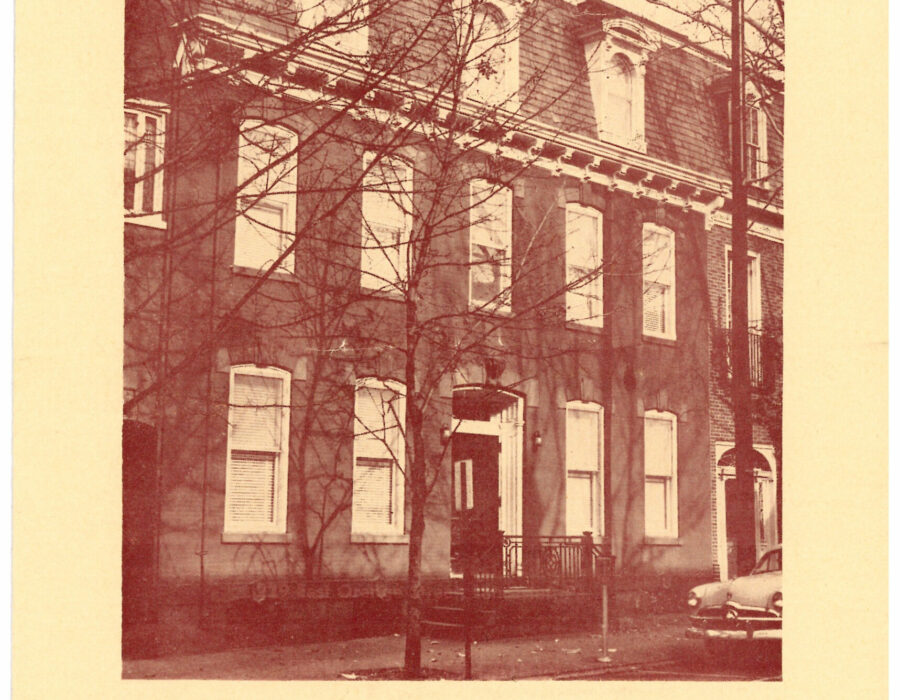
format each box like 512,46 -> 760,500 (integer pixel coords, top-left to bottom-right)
606,56 -> 633,137
471,244 -> 503,303
124,113 -> 138,210
643,280 -> 667,334
353,457 -> 394,526
466,8 -> 506,103
644,416 -> 673,477
644,478 -> 667,535
567,407 -> 599,470
228,451 -> 276,524
566,471 -> 594,536
231,374 -> 283,451
236,201 -> 291,271
141,117 -> 157,213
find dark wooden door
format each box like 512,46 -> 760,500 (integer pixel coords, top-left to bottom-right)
450,433 -> 500,573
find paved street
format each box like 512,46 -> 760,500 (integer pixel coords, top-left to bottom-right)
123,614 -> 781,681
552,640 -> 782,681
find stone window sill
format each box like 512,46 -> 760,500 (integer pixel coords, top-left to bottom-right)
644,536 -> 682,546
351,533 -> 409,544
222,532 -> 293,544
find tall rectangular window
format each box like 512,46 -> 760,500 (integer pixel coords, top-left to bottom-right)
565,402 -> 603,537
352,379 -> 406,538
726,248 -> 763,385
361,154 -> 412,294
566,204 -> 603,326
469,180 -> 512,312
235,121 -> 298,273
642,224 -> 676,339
124,105 -> 166,221
224,366 -> 291,535
644,410 -> 677,538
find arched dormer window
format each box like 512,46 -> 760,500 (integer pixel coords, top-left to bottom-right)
460,0 -> 519,107
583,19 -> 650,152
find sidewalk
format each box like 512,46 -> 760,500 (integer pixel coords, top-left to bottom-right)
123,613 -> 690,680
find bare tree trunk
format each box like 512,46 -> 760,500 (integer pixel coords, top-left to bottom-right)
403,300 -> 426,677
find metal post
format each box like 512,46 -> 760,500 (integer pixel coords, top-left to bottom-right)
463,516 -> 473,680
598,582 -> 611,663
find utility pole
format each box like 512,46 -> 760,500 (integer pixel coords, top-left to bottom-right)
730,0 -> 757,577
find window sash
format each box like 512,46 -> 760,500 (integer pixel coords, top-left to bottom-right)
352,381 -> 406,535
361,156 -> 411,292
643,412 -> 677,537
470,182 -> 512,310
225,367 -> 290,534
235,121 -> 297,273
464,7 -> 509,104
725,250 -> 762,328
566,206 -> 602,325
566,470 -> 597,536
124,109 -> 165,217
642,226 -> 675,337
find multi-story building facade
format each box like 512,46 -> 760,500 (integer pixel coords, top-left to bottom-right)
123,0 -> 782,650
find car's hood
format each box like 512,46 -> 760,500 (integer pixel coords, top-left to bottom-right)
691,571 -> 781,609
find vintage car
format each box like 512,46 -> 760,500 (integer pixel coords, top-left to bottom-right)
686,545 -> 782,642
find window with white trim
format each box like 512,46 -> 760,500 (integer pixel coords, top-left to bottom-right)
725,247 -> 762,329
469,180 -> 512,312
644,410 -> 678,538
566,204 -> 603,326
224,365 -> 291,535
583,20 -> 649,152
124,104 -> 166,221
565,401 -> 603,537
235,120 -> 298,273
352,378 -> 406,537
642,224 -> 676,339
461,2 -> 518,106
361,154 -> 412,294
728,88 -> 769,186
725,247 -> 763,385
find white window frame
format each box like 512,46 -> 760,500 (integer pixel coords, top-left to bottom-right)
469,179 -> 512,313
565,401 -> 604,537
565,203 -> 604,327
642,223 -> 676,340
728,86 -> 769,187
124,100 -> 167,229
351,377 -> 406,539
583,20 -> 649,152
224,365 -> 291,536
643,410 -> 678,539
295,0 -> 369,56
725,246 -> 762,330
235,120 -> 298,274
360,153 -> 413,295
459,0 -> 520,109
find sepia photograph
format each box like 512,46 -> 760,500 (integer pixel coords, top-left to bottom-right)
119,0 -> 786,680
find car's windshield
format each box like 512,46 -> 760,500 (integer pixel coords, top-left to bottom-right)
751,549 -> 782,574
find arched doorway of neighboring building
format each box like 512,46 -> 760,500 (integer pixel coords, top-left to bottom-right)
715,445 -> 779,580
450,386 -> 523,575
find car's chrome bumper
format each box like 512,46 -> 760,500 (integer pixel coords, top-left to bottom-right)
686,625 -> 782,641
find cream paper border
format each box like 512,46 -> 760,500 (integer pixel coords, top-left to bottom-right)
12,0 -> 888,696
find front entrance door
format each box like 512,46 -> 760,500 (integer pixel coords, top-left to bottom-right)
451,433 -> 500,574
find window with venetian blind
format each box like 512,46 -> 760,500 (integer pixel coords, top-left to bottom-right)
224,366 -> 291,535
469,180 -> 512,312
234,120 -> 298,273
642,224 -> 676,339
565,401 -> 603,537
643,410 -> 678,538
361,154 -> 412,294
566,204 -> 603,326
352,379 -> 406,537
124,103 -> 166,221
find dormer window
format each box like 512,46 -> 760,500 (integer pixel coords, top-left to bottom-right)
459,0 -> 519,107
583,19 -> 650,152
744,91 -> 768,184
